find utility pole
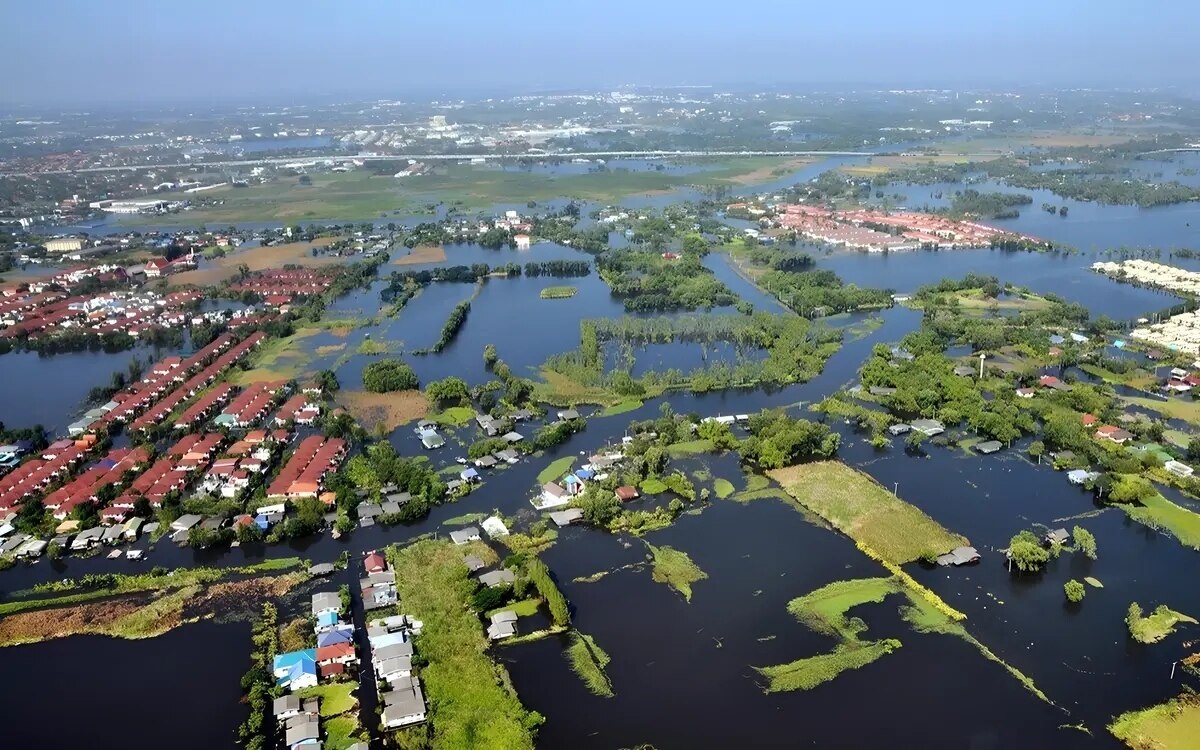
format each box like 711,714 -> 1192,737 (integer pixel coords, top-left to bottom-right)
979,352 -> 986,379
893,482 -> 899,497
1170,661 -> 1177,680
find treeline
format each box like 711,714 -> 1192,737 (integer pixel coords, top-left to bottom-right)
947,189 -> 1032,219
238,603 -> 279,750
597,249 -> 737,312
0,327 -> 183,356
739,409 -> 840,469
758,267 -> 894,316
418,300 -> 470,355
524,260 -> 591,277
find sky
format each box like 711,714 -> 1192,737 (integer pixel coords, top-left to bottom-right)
2,0 -> 1197,105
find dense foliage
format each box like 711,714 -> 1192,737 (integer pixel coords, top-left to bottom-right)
597,249 -> 737,312
739,409 -> 840,469
362,359 -> 419,392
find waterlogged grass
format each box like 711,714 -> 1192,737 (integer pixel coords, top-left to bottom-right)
296,681 -> 358,716
714,478 -> 735,499
598,399 -> 644,417
1121,395 -> 1200,424
106,585 -> 200,639
3,559 -> 304,616
1121,493 -> 1200,550
758,576 -> 1052,703
646,543 -> 708,602
540,285 -> 578,299
1110,692 -> 1200,750
537,456 -> 576,485
768,461 -> 968,564
388,540 -> 536,750
1085,577 -> 1104,588
440,512 -> 487,527
757,640 -> 902,692
565,631 -> 614,697
1127,604 -> 1198,644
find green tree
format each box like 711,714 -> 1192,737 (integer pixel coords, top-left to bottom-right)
362,360 -> 419,392
1064,579 -> 1085,603
1007,530 -> 1049,572
483,343 -> 498,367
1107,474 -> 1155,504
425,376 -> 469,404
1072,526 -> 1097,560
1028,440 -> 1045,459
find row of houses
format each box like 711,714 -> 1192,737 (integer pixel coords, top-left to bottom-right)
359,552 -> 428,729
266,435 -> 348,500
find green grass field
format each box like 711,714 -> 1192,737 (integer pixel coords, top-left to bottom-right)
1122,493 -> 1200,550
1110,692 -> 1200,750
388,540 -> 536,750
296,682 -> 358,716
537,456 -> 576,485
768,461 -> 967,564
135,157 -> 815,224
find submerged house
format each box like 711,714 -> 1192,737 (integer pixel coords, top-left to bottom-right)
936,546 -> 981,567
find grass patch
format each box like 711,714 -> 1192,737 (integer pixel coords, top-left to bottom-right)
598,399 -> 643,417
296,681 -> 358,716
1120,493 -> 1200,550
537,456 -> 576,485
714,478 -> 735,499
1080,364 -> 1158,390
1121,395 -> 1200,425
324,714 -> 368,750
166,238 -> 344,287
565,631 -> 614,697
540,286 -> 578,299
487,598 -> 542,619
768,461 -> 967,564
1126,603 -> 1198,644
388,540 -> 536,750
638,477 -> 668,495
645,543 -> 708,602
1109,692 -> 1200,750
430,405 -> 475,426
665,439 -> 715,457
440,512 -> 486,527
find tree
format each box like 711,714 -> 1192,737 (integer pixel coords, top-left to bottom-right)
1064,579 -> 1085,603
1187,435 -> 1200,462
483,344 -> 498,368
362,360 -> 419,392
1107,474 -> 1155,504
425,376 -> 469,404
1028,440 -> 1045,459
1072,526 -> 1097,560
1007,530 -> 1049,572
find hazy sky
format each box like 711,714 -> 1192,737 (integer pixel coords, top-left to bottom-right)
3,0 -> 1196,105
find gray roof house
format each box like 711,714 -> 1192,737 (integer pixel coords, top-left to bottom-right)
285,718 -> 320,747
1045,528 -> 1070,546
975,440 -> 1003,454
449,526 -> 481,545
549,508 -> 584,526
463,554 -> 486,572
478,569 -> 516,587
910,419 -> 945,436
312,591 -> 341,616
936,546 -> 981,567
273,694 -> 301,719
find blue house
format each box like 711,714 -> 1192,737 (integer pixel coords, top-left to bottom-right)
460,467 -> 480,483
318,629 -> 354,648
562,473 -> 584,494
315,610 -> 340,632
273,649 -> 318,690
574,468 -> 595,480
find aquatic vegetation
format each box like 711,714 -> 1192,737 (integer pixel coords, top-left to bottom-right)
540,285 -> 578,299
388,540 -> 538,750
714,478 -> 735,499
645,543 -> 708,602
537,456 -> 576,485
768,461 -> 968,564
565,631 -> 615,697
335,389 -> 430,433
598,399 -> 643,417
757,640 -> 902,692
440,512 -> 487,527
1064,580 -> 1086,603
1125,603 -> 1198,644
572,571 -> 609,584
1109,692 -> 1200,750
524,557 -> 570,626
1119,493 -> 1200,551
1085,577 -> 1104,588
431,405 -> 475,426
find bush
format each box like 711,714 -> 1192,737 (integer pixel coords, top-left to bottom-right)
470,583 -> 512,612
1064,579 -> 1086,603
1007,530 -> 1049,572
362,360 -> 419,392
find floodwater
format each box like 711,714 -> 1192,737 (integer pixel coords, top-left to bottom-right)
8,156 -> 1200,749
0,620 -> 250,749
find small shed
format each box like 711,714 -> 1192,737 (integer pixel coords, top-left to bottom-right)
449,527 -> 481,545
549,508 -> 584,526
975,440 -> 1003,454
1045,528 -> 1069,546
